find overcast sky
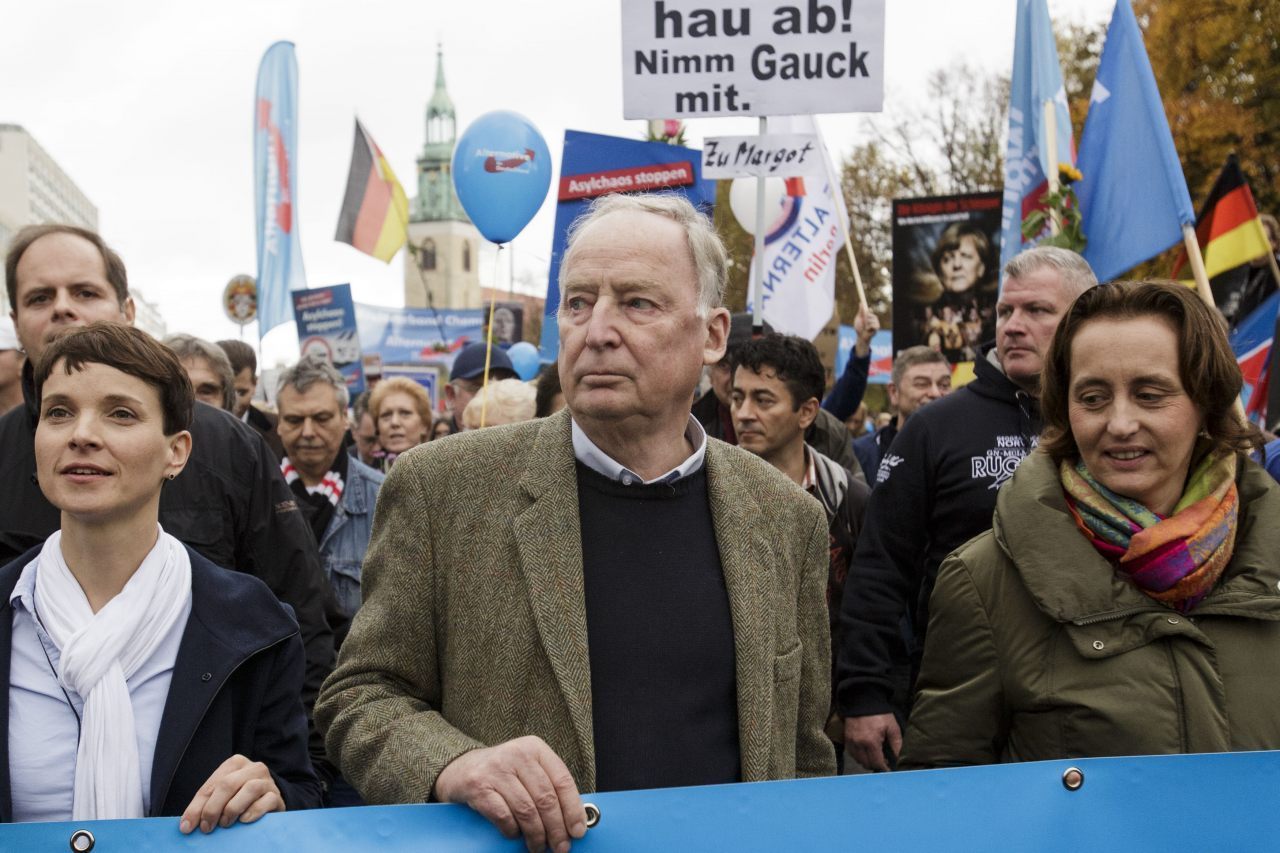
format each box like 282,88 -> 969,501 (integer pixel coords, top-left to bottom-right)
1,0 -> 1114,364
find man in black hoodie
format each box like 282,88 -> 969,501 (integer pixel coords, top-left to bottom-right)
836,247 -> 1097,771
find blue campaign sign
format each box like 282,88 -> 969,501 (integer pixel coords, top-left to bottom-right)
354,303 -> 486,371
538,130 -> 716,361
7,751 -> 1280,851
293,284 -> 364,395
836,327 -> 892,384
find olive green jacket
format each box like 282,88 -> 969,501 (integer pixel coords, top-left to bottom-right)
316,408 -> 835,801
900,449 -> 1280,769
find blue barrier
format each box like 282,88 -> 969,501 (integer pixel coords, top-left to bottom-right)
5,751 -> 1279,851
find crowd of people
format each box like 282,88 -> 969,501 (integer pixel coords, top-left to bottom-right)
0,194 -> 1278,849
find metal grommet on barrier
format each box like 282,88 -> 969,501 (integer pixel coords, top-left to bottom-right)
1062,767 -> 1084,791
69,829 -> 95,852
583,803 -> 601,829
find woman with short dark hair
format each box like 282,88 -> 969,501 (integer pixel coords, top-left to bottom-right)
900,280 -> 1279,768
2,322 -> 320,827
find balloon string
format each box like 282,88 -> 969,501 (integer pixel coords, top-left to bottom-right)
480,244 -> 505,428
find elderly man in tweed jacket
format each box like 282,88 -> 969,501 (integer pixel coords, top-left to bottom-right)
317,194 -> 835,852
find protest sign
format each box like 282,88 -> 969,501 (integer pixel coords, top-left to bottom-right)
483,301 -> 525,345
702,133 -> 823,178
292,284 -> 364,394
837,327 -> 890,383
355,303 -> 486,370
891,192 -> 1002,364
621,0 -> 885,118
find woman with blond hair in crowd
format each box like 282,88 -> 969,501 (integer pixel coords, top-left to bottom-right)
901,280 -> 1279,768
461,378 -> 537,430
368,376 -> 433,470
1,323 -> 319,827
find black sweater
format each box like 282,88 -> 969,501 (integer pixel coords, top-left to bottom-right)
576,462 -> 740,792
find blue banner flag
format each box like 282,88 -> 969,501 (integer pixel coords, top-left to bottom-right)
540,130 -> 715,361
255,41 -> 307,337
1230,290 -> 1279,422
4,751 -> 1279,850
1076,0 -> 1195,282
1000,0 -> 1076,275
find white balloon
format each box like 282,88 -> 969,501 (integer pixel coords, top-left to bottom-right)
728,177 -> 788,236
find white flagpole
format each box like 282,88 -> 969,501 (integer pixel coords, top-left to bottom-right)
752,116 -> 768,330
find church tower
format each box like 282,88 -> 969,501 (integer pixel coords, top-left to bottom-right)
404,47 -> 483,309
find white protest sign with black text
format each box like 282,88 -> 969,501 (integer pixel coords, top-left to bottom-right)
702,133 -> 823,178
621,0 -> 885,119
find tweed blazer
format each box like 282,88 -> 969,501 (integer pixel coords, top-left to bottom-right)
316,408 -> 835,801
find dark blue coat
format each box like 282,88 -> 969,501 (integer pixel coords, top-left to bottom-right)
0,544 -> 323,820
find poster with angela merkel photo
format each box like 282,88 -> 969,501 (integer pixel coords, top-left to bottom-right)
891,192 -> 1002,364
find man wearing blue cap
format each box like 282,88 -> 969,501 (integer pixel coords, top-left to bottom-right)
444,341 -> 518,432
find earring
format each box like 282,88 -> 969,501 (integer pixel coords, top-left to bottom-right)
167,473 -> 176,481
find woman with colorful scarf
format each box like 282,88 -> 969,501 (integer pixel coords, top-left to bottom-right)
899,281 -> 1279,768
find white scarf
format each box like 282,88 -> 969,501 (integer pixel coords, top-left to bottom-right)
33,526 -> 193,820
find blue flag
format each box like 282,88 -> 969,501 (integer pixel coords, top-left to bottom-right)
1230,290 -> 1279,422
254,41 -> 307,337
1000,0 -> 1076,276
1076,0 -> 1195,282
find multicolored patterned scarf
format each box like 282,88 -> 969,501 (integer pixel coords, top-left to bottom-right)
1060,449 -> 1239,613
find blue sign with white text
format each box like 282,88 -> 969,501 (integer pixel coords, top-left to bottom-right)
293,284 -> 364,395
355,303 -> 486,370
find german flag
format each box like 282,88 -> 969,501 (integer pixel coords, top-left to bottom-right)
335,119 -> 409,262
1173,155 -> 1271,280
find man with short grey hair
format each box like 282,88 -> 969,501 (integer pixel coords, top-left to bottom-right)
836,246 -> 1097,772
318,193 -> 835,852
276,354 -> 382,624
852,346 -> 952,483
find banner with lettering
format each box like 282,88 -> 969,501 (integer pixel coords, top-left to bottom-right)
355,303 -> 486,370
621,0 -> 885,118
292,284 -> 364,395
5,751 -> 1278,851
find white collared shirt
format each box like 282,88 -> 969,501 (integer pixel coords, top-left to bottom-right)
571,415 -> 707,485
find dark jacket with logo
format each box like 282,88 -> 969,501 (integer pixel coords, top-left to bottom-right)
0,544 -> 323,819
0,368 -> 337,773
835,350 -> 1039,720
852,423 -> 897,487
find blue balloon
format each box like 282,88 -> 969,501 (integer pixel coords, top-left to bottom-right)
506,341 -> 541,381
452,111 -> 552,244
